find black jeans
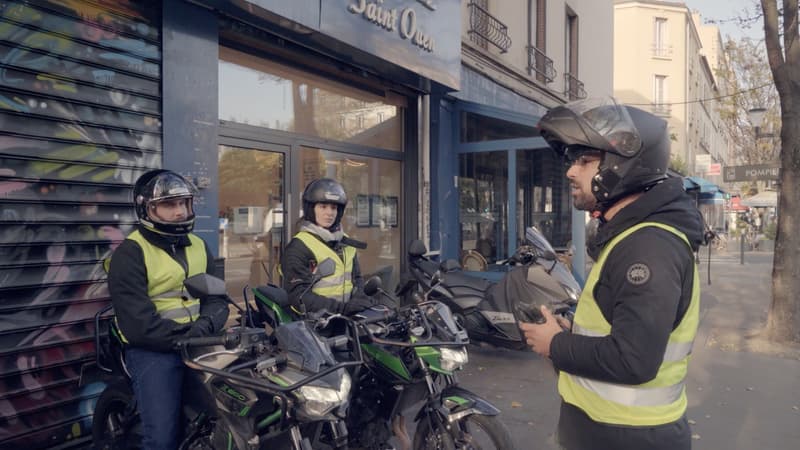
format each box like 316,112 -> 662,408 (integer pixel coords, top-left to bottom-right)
556,402 -> 691,450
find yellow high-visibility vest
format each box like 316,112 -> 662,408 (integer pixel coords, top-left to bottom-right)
558,222 -> 700,426
295,231 -> 355,303
115,230 -> 207,343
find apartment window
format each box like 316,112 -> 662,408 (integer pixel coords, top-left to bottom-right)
653,17 -> 670,58
564,8 -> 584,99
653,75 -> 669,116
528,0 -> 553,83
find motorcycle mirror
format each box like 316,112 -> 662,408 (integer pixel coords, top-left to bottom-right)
314,258 -> 336,280
409,240 -> 427,257
363,275 -> 382,297
184,273 -> 227,298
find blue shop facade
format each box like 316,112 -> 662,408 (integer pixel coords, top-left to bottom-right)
0,1 -> 575,447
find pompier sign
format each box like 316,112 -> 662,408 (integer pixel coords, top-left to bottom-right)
723,164 -> 781,182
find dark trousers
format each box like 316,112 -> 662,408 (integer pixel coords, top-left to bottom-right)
556,401 -> 691,450
125,347 -> 185,450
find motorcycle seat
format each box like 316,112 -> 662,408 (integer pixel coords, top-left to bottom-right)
255,284 -> 291,309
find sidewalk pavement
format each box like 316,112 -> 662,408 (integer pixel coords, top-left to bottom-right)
459,249 -> 800,450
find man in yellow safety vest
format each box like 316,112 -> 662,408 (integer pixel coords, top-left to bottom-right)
107,169 -> 229,449
520,98 -> 704,450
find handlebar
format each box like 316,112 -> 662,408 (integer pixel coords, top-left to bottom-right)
179,322 -> 364,398
175,333 -> 239,349
353,302 -> 466,348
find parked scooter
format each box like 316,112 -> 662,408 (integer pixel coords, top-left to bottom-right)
250,272 -> 516,449
86,264 -> 361,450
407,227 -> 581,350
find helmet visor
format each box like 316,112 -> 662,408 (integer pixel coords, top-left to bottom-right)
568,97 -> 642,157
148,173 -> 198,203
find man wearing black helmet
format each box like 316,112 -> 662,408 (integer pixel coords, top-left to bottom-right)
520,98 -> 704,450
281,178 -> 373,315
107,169 -> 229,450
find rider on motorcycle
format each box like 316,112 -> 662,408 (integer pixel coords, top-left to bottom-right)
107,169 -> 229,449
281,178 -> 375,316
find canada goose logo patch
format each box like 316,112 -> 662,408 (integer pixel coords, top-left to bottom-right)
626,263 -> 651,285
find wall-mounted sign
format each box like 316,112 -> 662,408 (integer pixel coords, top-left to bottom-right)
723,164 -> 781,182
320,0 -> 461,89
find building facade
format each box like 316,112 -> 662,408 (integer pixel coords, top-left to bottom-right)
429,0 -> 613,275
613,1 -> 730,179
0,0 -> 460,447
0,1 -> 614,447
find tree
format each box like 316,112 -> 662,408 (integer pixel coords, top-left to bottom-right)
759,0 -> 800,343
715,38 -> 781,165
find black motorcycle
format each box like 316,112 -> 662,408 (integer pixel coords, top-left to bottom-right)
407,226 -> 581,350
85,270 -> 361,450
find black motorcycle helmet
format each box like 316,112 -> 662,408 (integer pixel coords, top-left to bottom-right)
133,169 -> 197,235
302,178 -> 348,230
537,97 -> 669,210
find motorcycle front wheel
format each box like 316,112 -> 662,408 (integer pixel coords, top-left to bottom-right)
413,414 -> 516,450
92,381 -> 142,450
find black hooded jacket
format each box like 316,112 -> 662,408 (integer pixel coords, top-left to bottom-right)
551,176 -> 704,385
107,227 -> 230,352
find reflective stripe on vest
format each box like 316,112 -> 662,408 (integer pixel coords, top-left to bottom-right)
295,231 -> 355,303
558,221 -> 700,426
115,230 -> 207,343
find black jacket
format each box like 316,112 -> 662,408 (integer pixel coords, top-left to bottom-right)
281,232 -> 363,314
550,177 -> 704,448
107,227 -> 229,352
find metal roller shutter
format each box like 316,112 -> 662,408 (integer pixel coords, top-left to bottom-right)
0,1 -> 161,447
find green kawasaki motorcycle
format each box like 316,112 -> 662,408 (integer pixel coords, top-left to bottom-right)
86,270 -> 361,450
249,266 -> 516,450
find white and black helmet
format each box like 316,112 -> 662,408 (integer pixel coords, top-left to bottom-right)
133,169 -> 197,235
302,178 -> 348,230
537,97 -> 670,209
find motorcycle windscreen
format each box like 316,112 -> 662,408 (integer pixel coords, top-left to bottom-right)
525,226 -> 556,255
275,321 -> 336,373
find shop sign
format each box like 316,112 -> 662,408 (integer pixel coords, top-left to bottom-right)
321,0 -> 461,89
346,0 -> 436,52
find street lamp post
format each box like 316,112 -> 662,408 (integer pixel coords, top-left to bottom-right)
744,107 -> 779,265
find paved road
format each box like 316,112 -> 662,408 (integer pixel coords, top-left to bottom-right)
458,250 -> 800,449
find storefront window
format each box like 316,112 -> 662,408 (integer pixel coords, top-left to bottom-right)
460,111 -> 539,142
458,152 -> 508,265
219,47 -> 403,152
217,145 -> 285,303
516,149 -> 571,249
298,146 -> 402,288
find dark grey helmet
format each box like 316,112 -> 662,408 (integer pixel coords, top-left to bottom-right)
302,178 -> 348,230
537,97 -> 669,208
133,169 -> 197,235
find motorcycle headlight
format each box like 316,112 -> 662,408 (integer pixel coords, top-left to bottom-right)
295,372 -> 351,418
439,347 -> 468,372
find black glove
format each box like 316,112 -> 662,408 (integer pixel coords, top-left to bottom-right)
184,316 -> 215,338
342,295 -> 376,315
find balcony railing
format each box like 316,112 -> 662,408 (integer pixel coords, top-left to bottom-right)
527,46 -> 556,83
564,73 -> 586,100
468,1 -> 512,53
652,103 -> 672,116
651,44 -> 673,58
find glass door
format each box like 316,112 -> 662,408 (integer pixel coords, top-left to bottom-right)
218,144 -> 286,304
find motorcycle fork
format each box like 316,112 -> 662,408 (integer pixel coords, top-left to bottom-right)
289,425 -> 313,450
